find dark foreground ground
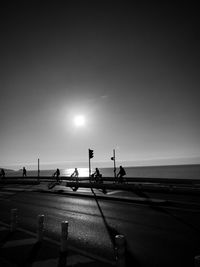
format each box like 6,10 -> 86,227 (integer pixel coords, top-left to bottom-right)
0,178 -> 200,267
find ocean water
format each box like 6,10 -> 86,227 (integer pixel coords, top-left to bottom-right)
4,164 -> 200,179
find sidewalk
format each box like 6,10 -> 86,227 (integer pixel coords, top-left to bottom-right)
0,223 -> 114,267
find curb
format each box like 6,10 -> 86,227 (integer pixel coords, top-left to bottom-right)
33,187 -> 168,206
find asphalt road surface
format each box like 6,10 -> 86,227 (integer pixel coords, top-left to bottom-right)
0,184 -> 200,267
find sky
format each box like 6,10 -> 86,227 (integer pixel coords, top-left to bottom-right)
0,1 -> 200,169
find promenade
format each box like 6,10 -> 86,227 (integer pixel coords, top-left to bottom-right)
1,178 -> 200,267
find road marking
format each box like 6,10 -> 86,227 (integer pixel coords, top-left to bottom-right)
2,238 -> 36,248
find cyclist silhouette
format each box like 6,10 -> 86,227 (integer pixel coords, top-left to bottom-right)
117,166 -> 126,183
71,168 -> 79,182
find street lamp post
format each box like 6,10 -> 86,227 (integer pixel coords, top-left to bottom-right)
111,149 -> 116,181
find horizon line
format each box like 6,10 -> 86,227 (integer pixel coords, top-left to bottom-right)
1,156 -> 200,170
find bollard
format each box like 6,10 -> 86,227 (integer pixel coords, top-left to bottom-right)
37,214 -> 45,242
195,256 -> 200,267
61,221 -> 68,252
10,208 -> 18,232
115,235 -> 126,267
58,221 -> 68,267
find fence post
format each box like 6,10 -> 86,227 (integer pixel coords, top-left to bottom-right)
10,208 -> 18,232
115,234 -> 126,267
195,256 -> 200,267
37,214 -> 45,242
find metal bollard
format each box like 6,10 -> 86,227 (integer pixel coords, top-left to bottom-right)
195,256 -> 200,267
58,221 -> 69,267
37,214 -> 45,242
10,208 -> 18,232
61,221 -> 68,252
115,235 -> 126,267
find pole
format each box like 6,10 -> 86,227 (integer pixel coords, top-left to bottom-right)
88,149 -> 91,180
61,221 -> 68,252
115,234 -> 126,267
37,214 -> 44,242
59,221 -> 68,267
113,149 -> 116,179
38,158 -> 40,178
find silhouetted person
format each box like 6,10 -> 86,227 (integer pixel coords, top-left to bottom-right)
22,167 -> 27,177
71,168 -> 79,182
53,168 -> 60,182
117,165 -> 126,183
0,168 -> 5,178
92,168 -> 102,183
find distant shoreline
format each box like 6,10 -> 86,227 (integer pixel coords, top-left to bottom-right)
2,163 -> 200,179
1,163 -> 200,172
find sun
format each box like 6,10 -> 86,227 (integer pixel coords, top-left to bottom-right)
74,115 -> 85,127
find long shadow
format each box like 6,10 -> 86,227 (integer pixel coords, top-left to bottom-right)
90,187 -> 141,267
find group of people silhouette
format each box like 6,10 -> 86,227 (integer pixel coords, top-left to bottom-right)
0,165 -> 127,183
52,165 -> 126,184
0,167 -> 27,178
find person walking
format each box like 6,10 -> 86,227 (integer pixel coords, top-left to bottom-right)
0,168 -> 5,178
117,165 -> 126,183
22,167 -> 27,177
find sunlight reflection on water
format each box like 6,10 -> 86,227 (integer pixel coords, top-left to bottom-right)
61,168 -> 90,177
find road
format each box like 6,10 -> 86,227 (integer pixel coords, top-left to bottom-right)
0,183 -> 200,267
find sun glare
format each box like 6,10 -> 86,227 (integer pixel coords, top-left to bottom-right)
74,115 -> 85,127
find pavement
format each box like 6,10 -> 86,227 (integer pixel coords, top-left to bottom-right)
0,221 -> 114,267
1,179 -> 200,208
0,181 -> 119,267
1,179 -> 200,267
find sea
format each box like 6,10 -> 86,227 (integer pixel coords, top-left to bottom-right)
4,164 -> 200,179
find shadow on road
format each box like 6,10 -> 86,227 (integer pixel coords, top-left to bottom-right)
90,187 -> 141,267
